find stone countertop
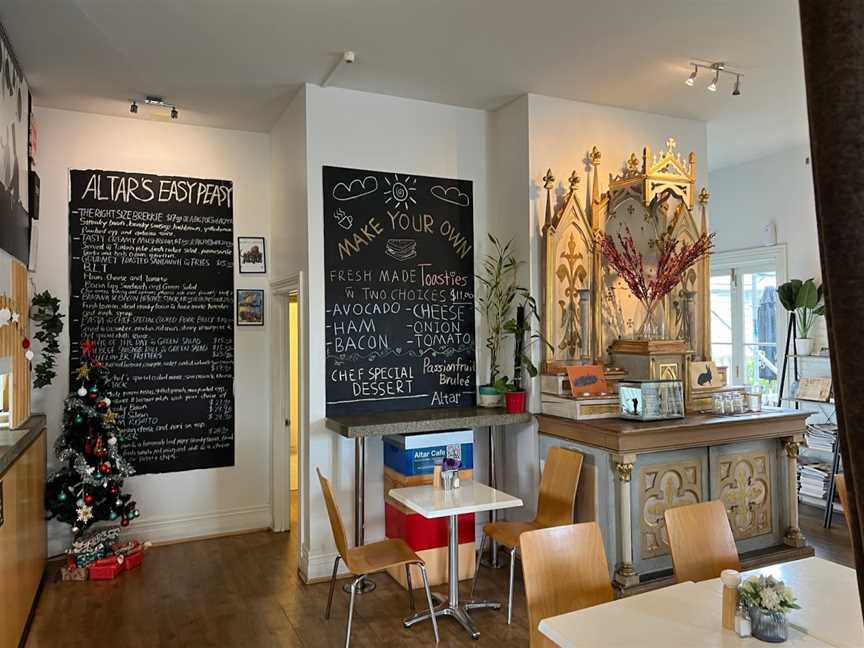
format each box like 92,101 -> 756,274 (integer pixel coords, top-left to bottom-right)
326,407 -> 533,438
0,414 -> 47,478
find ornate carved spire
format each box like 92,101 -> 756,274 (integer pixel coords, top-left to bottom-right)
589,147 -> 601,205
568,170 -> 580,192
542,168 -> 555,234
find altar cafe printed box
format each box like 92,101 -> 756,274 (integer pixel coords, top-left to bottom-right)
383,430 -> 474,476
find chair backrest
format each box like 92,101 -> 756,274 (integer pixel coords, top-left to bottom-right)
520,523 -> 614,648
535,447 -> 584,528
836,474 -> 852,533
664,499 -> 741,583
317,468 -> 350,562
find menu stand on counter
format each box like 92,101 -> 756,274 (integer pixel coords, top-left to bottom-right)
326,407 -> 532,593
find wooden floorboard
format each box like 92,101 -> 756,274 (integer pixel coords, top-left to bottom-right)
25,501 -> 854,647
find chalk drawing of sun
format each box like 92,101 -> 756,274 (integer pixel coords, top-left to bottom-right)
384,174 -> 417,211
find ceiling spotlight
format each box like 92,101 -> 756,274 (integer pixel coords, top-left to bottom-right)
170,107 -> 178,120
732,74 -> 742,96
685,66 -> 697,87
130,100 -> 138,114
707,69 -> 719,92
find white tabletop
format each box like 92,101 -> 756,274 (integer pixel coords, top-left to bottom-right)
692,558 -> 864,648
388,480 -> 523,518
539,575 -> 833,647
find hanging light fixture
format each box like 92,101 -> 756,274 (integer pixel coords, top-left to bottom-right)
707,68 -> 720,92
684,61 -> 743,96
685,65 -> 698,87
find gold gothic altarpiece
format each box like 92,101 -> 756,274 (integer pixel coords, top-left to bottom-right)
541,137 -> 711,371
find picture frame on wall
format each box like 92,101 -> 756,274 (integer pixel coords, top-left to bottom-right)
238,236 -> 266,274
237,289 -> 264,326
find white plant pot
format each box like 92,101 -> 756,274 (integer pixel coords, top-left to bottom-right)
478,392 -> 503,408
795,338 -> 813,357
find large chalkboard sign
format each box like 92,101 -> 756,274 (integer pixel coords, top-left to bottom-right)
324,166 -> 476,416
69,169 -> 235,475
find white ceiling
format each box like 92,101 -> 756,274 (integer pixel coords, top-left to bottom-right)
1,0 -> 808,170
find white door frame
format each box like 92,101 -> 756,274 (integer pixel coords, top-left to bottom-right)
270,272 -> 305,533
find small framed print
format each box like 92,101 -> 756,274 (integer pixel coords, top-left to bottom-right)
566,365 -> 610,397
237,289 -> 264,326
689,360 -> 722,390
238,236 -> 266,274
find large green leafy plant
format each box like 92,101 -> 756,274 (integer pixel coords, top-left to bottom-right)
493,297 -> 550,394
476,235 -> 523,384
31,291 -> 64,389
777,278 -> 826,339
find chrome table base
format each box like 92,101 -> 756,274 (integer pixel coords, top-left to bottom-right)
404,512 -> 502,639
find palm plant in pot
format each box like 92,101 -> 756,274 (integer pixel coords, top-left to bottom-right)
476,235 -> 523,407
493,298 -> 550,414
777,278 -> 825,357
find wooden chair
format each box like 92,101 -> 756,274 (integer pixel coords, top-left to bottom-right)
664,499 -> 741,583
520,523 -> 614,648
317,468 -> 439,647
470,447 -> 583,623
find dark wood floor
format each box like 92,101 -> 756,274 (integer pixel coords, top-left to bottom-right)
26,502 -> 853,648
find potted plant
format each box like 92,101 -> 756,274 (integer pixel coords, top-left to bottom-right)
30,290 -> 64,389
777,278 -> 825,356
493,298 -> 550,414
738,574 -> 800,642
476,235 -> 522,407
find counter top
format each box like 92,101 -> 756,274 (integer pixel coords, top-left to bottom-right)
537,407 -> 809,453
326,407 -> 532,438
0,414 -> 47,478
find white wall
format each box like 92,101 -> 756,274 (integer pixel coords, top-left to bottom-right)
299,84 -> 490,580
33,107 -> 272,555
710,143 -> 818,281
494,94 -> 709,521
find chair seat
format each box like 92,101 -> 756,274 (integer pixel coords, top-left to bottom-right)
482,520 -> 543,549
346,538 -> 420,575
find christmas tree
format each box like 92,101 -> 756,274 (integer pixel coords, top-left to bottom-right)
46,340 -> 139,537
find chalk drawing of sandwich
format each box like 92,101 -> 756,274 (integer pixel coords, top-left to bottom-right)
385,239 -> 417,261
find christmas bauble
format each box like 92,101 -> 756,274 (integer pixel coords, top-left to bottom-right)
99,463 -> 111,474
77,386 -> 87,397
120,518 -> 130,527
110,512 -> 118,520
76,498 -> 84,507
133,509 -> 140,518
83,494 -> 94,505
25,349 -> 34,361
108,437 -> 117,446
58,491 -> 67,502
72,526 -> 79,533
74,414 -> 84,425
96,400 -> 108,411
110,486 -> 119,495
21,337 -> 30,349
103,397 -> 111,407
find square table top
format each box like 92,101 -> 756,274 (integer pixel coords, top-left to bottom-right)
693,557 -> 864,648
538,558 -> 858,647
388,480 -> 523,518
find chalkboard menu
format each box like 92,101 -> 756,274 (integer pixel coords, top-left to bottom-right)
69,169 -> 234,475
324,166 -> 476,416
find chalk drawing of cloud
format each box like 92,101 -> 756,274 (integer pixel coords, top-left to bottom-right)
332,176 -> 378,201
431,185 -> 470,207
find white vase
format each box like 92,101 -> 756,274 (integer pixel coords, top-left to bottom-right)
795,338 -> 813,357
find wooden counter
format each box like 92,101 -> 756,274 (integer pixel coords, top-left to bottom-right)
537,407 -> 809,453
537,408 -> 811,593
0,415 -> 47,648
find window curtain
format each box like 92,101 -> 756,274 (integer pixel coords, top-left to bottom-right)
799,0 -> 864,608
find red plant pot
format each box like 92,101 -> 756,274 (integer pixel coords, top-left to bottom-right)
504,390 -> 527,414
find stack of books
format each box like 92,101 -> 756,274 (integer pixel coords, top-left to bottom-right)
805,423 -> 837,452
797,455 -> 832,500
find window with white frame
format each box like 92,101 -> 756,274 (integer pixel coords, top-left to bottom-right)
710,246 -> 788,403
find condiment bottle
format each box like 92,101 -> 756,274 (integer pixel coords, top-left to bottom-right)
734,600 -> 751,637
720,569 -> 741,631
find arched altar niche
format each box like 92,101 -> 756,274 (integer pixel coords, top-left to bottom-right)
541,138 -> 711,374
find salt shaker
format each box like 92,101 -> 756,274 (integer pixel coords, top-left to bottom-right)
735,600 -> 752,637
720,569 -> 741,630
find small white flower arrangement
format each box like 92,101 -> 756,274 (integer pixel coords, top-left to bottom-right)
738,574 -> 800,614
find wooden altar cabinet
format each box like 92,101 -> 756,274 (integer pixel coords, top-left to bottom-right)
537,409 -> 811,593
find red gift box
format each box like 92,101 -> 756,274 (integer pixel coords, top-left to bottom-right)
123,548 -> 144,571
88,556 -> 123,580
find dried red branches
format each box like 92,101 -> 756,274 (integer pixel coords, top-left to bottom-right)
599,226 -> 715,332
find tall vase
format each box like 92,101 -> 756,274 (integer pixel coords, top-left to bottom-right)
633,301 -> 666,340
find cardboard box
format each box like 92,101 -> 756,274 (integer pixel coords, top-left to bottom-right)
386,541 -> 476,590
385,501 -> 474,551
383,430 -> 474,476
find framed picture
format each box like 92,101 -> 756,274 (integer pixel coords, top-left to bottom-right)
238,236 -> 266,274
689,360 -> 722,390
237,289 -> 264,326
566,365 -> 610,397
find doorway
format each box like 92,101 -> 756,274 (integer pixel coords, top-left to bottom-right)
271,273 -> 305,537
